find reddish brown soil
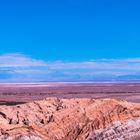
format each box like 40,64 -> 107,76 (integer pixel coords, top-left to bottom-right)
0,83 -> 140,104
1,98 -> 140,139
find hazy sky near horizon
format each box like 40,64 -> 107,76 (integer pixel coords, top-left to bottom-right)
0,0 -> 140,81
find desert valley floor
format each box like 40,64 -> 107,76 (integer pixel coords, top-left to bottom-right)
0,82 -> 140,105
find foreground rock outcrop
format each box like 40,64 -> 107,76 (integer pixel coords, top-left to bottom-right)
0,98 -> 140,140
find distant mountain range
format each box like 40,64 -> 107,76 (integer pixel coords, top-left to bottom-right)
0,69 -> 140,83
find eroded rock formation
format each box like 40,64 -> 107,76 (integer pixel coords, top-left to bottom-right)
0,98 -> 140,140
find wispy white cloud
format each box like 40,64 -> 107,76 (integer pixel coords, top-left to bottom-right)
0,53 -> 140,81
0,53 -> 46,67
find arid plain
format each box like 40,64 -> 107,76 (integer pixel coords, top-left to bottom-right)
0,82 -> 140,105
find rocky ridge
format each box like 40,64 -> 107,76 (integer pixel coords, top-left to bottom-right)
0,98 -> 140,139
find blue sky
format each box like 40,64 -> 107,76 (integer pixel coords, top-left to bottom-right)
0,0 -> 140,81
